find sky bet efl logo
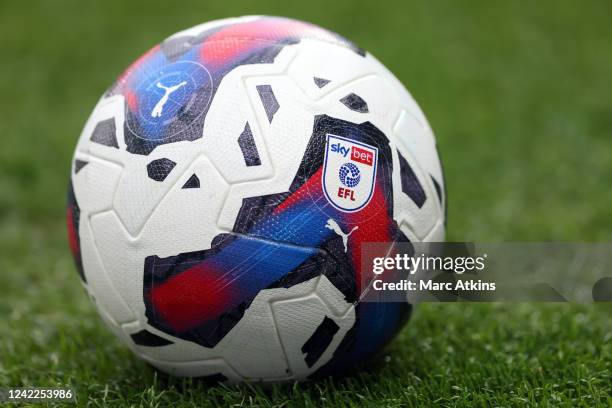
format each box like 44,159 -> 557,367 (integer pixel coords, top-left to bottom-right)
322,134 -> 378,212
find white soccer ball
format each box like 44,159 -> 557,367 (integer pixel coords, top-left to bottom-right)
67,16 -> 445,382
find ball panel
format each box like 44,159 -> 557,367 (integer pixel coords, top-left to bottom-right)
72,155 -> 122,214
271,290 -> 355,376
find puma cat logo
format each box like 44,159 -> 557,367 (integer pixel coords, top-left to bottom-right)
325,218 -> 358,252
151,81 -> 187,118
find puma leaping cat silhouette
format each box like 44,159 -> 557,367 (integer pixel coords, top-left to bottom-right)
325,218 -> 358,252
151,81 -> 187,118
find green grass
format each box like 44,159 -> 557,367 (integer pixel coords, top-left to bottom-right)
1,0 -> 611,406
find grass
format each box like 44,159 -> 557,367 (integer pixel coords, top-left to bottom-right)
0,0 -> 611,406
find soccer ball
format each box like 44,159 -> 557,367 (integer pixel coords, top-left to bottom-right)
66,16 -> 445,382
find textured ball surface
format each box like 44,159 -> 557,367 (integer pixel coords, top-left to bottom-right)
67,15 -> 445,382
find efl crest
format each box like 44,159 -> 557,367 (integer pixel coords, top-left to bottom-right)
322,134 -> 378,212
